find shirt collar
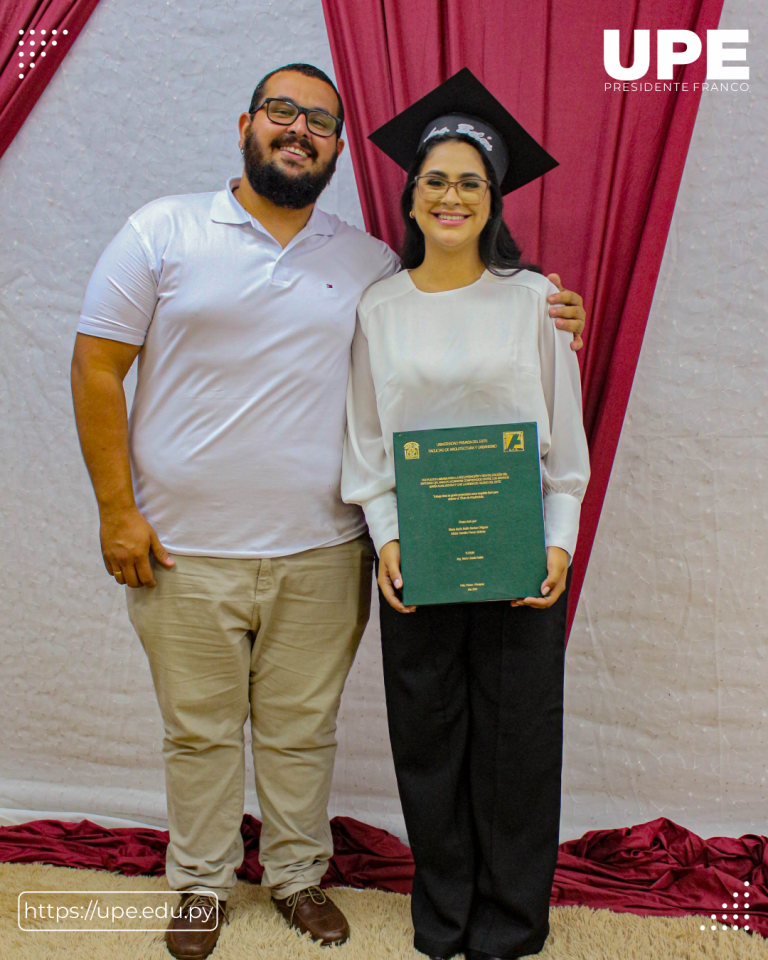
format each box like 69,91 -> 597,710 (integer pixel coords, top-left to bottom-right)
210,177 -> 251,224
210,177 -> 335,238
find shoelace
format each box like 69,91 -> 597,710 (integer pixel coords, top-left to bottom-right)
285,886 -> 327,924
181,893 -> 229,925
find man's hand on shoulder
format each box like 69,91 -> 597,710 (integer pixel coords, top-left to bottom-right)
100,506 -> 174,588
547,273 -> 586,351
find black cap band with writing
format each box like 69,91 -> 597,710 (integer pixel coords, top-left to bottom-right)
420,113 -> 509,184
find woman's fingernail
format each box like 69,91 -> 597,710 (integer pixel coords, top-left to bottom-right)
394,578 -> 402,588
542,586 -> 550,595
555,319 -> 564,327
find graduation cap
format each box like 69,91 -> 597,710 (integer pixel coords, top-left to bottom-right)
368,68 -> 558,195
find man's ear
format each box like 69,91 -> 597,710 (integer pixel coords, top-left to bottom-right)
336,137 -> 345,159
238,113 -> 252,142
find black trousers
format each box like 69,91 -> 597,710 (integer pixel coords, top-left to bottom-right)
379,585 -> 568,960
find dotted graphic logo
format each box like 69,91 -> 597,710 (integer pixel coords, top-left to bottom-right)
699,880 -> 752,933
16,27 -> 68,80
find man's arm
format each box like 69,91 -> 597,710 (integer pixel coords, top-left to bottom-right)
547,273 -> 586,351
71,333 -> 174,588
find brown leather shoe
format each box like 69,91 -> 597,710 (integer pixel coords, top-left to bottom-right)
273,886 -> 350,946
165,893 -> 228,960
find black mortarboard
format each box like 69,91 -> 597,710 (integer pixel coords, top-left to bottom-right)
368,68 -> 558,195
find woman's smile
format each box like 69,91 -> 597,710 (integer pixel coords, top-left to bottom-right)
432,210 -> 471,225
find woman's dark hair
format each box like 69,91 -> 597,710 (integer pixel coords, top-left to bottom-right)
399,133 -> 540,276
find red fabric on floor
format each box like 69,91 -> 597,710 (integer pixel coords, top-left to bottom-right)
0,818 -> 169,876
236,814 -> 414,893
0,814 -> 414,895
551,817 -> 767,935
0,816 -> 765,934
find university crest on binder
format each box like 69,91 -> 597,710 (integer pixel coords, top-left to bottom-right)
502,431 -> 524,452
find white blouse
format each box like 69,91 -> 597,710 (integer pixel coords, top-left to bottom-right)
341,268 -> 590,558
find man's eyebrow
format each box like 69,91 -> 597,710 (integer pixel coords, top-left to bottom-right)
272,96 -> 335,114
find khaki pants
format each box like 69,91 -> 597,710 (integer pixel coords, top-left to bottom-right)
126,535 -> 373,900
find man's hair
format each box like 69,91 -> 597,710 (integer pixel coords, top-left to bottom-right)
248,63 -> 344,134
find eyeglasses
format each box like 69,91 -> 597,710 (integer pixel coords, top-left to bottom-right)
414,175 -> 490,204
252,98 -> 342,137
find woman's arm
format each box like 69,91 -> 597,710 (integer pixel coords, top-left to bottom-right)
521,281 -> 591,608
341,315 -> 413,612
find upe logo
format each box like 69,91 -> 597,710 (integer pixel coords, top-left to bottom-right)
604,29 -> 749,80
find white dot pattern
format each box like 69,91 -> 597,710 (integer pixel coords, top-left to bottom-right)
700,883 -> 754,937
16,27 -> 65,78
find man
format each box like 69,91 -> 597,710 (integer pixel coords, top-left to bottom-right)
71,63 -> 586,960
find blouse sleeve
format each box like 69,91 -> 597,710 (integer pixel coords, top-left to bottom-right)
538,282 -> 591,561
341,312 -> 400,554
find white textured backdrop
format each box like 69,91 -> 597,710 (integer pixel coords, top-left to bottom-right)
0,0 -> 766,844
562,0 -> 768,841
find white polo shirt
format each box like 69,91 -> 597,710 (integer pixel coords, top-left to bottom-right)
77,178 -> 399,558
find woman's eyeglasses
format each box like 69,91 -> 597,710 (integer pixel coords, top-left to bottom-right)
253,98 -> 341,138
414,175 -> 490,204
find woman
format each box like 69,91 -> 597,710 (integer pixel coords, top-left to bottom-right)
342,71 -> 590,960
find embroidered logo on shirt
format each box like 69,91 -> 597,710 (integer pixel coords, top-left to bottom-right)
502,431 -> 524,452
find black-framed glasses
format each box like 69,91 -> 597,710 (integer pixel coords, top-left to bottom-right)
414,175 -> 490,204
252,98 -> 342,137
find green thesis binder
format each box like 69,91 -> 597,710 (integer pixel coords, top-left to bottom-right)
393,422 -> 548,606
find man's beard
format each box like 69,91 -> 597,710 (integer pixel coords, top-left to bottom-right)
242,128 -> 338,209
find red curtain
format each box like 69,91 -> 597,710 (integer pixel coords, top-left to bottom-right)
321,0 -> 724,633
0,0 -> 103,161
